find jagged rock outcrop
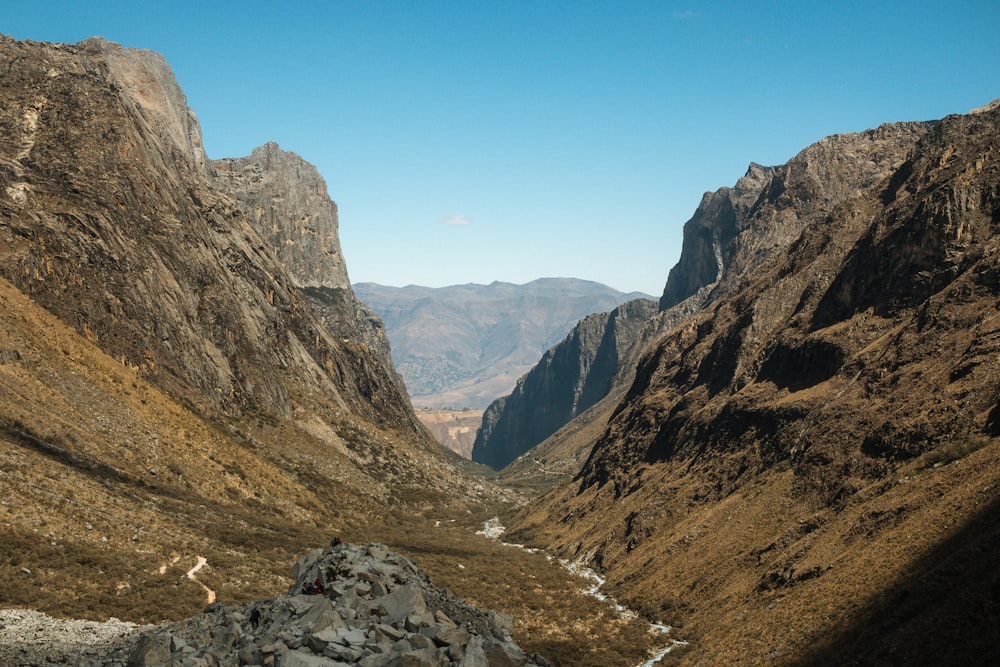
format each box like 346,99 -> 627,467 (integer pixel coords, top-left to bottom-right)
472,298 -> 657,469
213,142 -> 402,394
659,163 -> 773,310
515,103 -> 1000,664
659,122 -> 927,311
0,35 -> 413,428
213,142 -> 348,291
2,543 -> 549,667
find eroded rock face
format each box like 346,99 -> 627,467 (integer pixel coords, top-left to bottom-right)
659,163 -> 773,311
472,298 -> 658,469
213,143 -> 404,396
583,105 -> 1000,497
124,542 -> 549,667
213,143 -> 348,291
0,36 -> 414,428
659,122 -> 927,311
78,37 -> 214,179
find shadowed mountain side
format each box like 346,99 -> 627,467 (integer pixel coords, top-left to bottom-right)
491,295 -> 704,492
486,286 -> 708,485
472,298 -> 658,469
493,385 -> 625,494
354,279 -> 652,409
511,101 -> 1000,664
790,493 -> 1000,666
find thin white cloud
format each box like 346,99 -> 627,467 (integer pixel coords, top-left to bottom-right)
673,10 -> 701,19
440,215 -> 473,226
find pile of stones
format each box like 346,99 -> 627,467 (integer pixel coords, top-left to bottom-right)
125,540 -> 549,667
0,609 -> 148,666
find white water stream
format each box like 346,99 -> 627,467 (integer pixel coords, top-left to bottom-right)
476,518 -> 687,666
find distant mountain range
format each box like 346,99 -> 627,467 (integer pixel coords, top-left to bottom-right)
353,279 -> 653,409
4,32 -> 999,666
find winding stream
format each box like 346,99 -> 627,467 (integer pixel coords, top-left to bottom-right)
476,518 -> 687,666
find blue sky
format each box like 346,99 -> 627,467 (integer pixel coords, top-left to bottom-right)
6,1 -> 999,295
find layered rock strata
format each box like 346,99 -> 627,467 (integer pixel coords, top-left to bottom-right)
213,142 -> 404,395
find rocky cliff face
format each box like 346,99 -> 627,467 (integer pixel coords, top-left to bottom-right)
213,142 -> 403,394
0,35 -> 411,428
0,34 -> 511,628
659,122 -> 927,311
491,121 -> 931,479
472,298 -> 658,469
515,103 -> 1000,664
213,142 -> 348,291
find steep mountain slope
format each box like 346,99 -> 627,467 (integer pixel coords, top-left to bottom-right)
0,38 -> 668,665
472,298 -> 658,469
514,102 -> 1000,664
353,279 -> 651,409
0,36 -> 411,429
478,118 -> 932,481
212,142 -> 405,395
493,298 -> 701,492
0,34 -> 489,620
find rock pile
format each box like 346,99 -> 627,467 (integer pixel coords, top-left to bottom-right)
0,609 -> 148,666
124,541 -> 549,667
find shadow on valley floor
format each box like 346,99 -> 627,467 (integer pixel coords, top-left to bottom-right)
790,492 -> 1000,666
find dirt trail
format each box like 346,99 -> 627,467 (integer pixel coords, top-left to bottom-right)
185,556 -> 216,604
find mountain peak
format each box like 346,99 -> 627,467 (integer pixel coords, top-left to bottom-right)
214,143 -> 348,291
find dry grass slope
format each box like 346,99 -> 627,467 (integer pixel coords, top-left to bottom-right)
0,275 -> 669,665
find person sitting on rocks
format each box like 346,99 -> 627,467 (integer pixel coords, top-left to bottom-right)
302,574 -> 326,595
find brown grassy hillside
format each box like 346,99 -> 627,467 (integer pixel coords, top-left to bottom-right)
513,103 -> 1000,664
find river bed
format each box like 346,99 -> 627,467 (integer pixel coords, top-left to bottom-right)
476,517 -> 687,666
